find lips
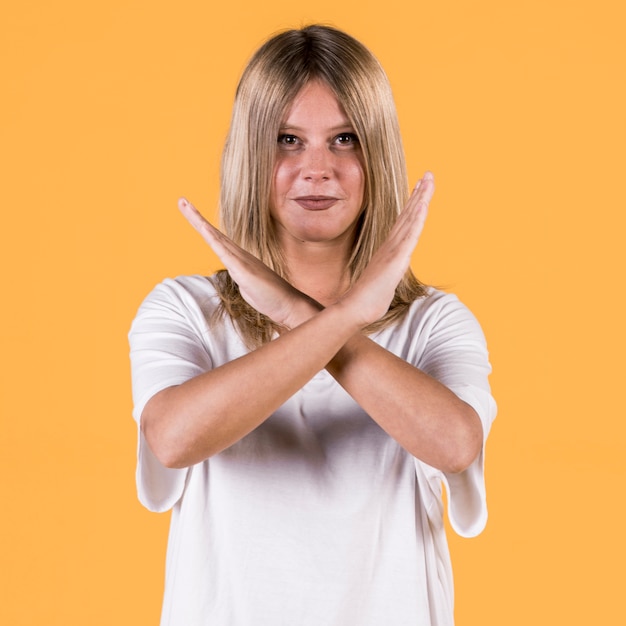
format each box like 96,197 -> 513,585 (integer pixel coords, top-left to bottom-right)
294,196 -> 339,210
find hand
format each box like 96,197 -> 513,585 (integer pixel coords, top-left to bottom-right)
340,172 -> 434,326
178,198 -> 316,327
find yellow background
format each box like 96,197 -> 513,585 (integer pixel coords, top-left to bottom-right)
1,0 -> 624,623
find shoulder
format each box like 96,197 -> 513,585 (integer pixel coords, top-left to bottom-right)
129,273 -> 248,364
374,288 -> 488,360
141,274 -> 218,303
403,288 -> 484,338
134,274 -> 220,317
129,274 -> 224,341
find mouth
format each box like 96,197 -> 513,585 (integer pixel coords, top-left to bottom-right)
293,196 -> 339,211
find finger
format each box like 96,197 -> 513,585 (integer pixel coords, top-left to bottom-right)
178,197 -> 216,236
178,197 -> 244,265
416,171 -> 435,205
178,198 -> 242,254
177,198 -> 276,289
396,173 -> 433,234
390,173 -> 433,237
408,172 -> 435,208
385,174 -> 433,257
407,186 -> 430,239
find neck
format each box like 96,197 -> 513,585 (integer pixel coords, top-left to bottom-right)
281,241 -> 353,307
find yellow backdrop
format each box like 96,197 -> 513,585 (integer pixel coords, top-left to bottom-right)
1,0 -> 624,623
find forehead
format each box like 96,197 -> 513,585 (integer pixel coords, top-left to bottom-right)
281,80 -> 351,127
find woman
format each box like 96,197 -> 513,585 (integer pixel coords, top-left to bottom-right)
129,25 -> 496,625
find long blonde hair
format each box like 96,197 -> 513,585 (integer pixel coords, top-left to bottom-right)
213,24 -> 427,347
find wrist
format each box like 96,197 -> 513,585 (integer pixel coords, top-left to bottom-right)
283,295 -> 323,329
326,296 -> 368,337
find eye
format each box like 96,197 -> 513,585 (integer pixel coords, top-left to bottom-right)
334,132 -> 359,147
277,134 -> 300,148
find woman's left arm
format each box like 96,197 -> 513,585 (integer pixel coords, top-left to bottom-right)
326,333 -> 483,474
276,292 -> 483,474
178,173 -> 483,473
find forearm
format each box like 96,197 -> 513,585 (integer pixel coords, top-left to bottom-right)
286,299 -> 483,473
141,301 -> 362,468
327,334 -> 483,473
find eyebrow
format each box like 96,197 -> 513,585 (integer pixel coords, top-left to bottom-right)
278,124 -> 355,132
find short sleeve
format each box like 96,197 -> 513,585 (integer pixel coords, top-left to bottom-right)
128,278 -> 215,512
410,292 -> 497,538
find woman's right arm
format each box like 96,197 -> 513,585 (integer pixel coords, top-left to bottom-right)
141,177 -> 431,469
141,298 -> 362,468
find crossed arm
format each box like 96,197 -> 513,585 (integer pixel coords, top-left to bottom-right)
141,173 -> 483,473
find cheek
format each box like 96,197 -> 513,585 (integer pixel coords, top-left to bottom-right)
346,159 -> 366,198
271,159 -> 296,202
269,163 -> 283,211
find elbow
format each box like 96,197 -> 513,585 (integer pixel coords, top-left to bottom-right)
142,414 -> 189,469
443,407 -> 483,474
443,445 -> 480,475
151,442 -> 191,471
141,392 -> 197,469
141,390 -> 226,468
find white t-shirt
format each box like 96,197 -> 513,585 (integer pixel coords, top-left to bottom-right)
129,275 -> 496,626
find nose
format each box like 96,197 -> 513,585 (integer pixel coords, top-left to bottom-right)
301,145 -> 332,181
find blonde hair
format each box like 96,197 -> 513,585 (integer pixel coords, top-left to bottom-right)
213,24 -> 427,347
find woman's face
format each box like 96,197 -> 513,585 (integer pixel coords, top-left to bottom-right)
269,80 -> 365,250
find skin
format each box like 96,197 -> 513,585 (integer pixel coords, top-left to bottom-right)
270,79 -> 365,295
141,82 -> 483,474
